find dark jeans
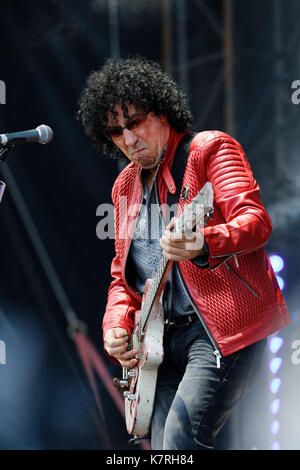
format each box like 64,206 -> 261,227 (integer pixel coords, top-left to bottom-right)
150,318 -> 266,450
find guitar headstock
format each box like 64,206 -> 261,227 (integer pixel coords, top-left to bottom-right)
173,182 -> 214,234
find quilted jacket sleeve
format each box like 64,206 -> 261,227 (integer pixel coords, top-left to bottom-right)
102,179 -> 140,345
200,131 -> 272,269
102,255 -> 138,338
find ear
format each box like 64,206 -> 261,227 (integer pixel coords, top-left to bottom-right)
158,114 -> 169,125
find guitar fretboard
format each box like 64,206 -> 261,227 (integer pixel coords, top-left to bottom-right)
140,253 -> 170,331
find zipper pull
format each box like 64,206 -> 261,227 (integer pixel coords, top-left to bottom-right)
214,349 -> 221,369
233,254 -> 239,269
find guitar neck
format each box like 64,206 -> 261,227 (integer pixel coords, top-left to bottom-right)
139,182 -> 214,332
140,255 -> 172,332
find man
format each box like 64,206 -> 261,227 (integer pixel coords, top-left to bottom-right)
77,57 -> 290,450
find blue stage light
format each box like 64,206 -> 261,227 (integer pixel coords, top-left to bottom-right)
269,377 -> 281,394
270,420 -> 280,435
276,275 -> 285,290
269,357 -> 283,374
270,441 -> 280,450
270,398 -> 280,415
270,255 -> 284,273
268,337 -> 284,354
267,254 -> 286,449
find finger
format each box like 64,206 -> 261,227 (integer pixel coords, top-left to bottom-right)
165,217 -> 176,231
160,238 -> 195,255
160,238 -> 190,251
161,246 -> 187,260
163,229 -> 185,241
105,342 -> 129,357
107,336 -> 129,348
162,230 -> 196,243
119,348 -> 138,360
161,234 -> 203,250
119,357 -> 138,368
105,328 -> 129,344
160,239 -> 184,256
117,349 -> 139,367
115,331 -> 129,339
160,240 -> 204,261
162,252 -> 186,261
104,328 -> 127,342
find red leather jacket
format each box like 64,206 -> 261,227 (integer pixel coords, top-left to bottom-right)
102,129 -> 290,361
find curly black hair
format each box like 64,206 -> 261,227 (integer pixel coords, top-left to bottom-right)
77,56 -> 193,159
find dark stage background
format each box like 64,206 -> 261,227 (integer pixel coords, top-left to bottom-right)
0,0 -> 299,450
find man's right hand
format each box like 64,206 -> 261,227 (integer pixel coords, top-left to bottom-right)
104,327 -> 138,368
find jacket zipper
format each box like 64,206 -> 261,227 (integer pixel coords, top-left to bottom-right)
176,265 -> 222,369
211,250 -> 246,269
225,261 -> 259,298
211,250 -> 246,258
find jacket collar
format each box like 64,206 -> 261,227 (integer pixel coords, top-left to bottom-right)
159,128 -> 190,195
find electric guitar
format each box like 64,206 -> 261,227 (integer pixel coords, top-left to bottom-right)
114,182 -> 214,439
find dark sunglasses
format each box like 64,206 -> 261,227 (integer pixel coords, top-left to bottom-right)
105,112 -> 148,140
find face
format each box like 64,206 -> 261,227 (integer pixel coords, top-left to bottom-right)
106,103 -> 170,170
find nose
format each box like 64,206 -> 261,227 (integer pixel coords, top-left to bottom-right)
123,128 -> 138,147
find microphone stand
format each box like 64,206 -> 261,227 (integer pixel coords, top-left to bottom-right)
0,143 -> 16,203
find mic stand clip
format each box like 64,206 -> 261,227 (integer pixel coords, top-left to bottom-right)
0,143 -> 16,162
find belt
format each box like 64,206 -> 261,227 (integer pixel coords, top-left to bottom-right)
164,313 -> 198,328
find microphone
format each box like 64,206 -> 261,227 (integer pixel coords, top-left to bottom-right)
0,125 -> 53,146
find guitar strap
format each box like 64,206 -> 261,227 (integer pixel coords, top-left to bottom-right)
164,131 -> 196,324
166,131 -> 196,210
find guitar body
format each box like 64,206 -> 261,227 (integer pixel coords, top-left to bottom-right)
119,183 -> 214,438
125,278 -> 165,436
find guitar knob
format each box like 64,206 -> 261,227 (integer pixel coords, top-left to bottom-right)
127,370 -> 136,378
112,377 -> 129,394
119,380 -> 129,386
124,392 -> 136,401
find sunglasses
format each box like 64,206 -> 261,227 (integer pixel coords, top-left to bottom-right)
105,112 -> 149,140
